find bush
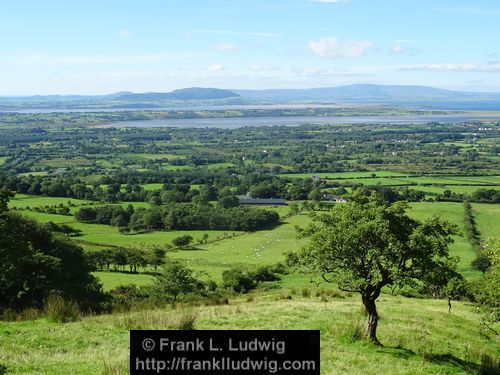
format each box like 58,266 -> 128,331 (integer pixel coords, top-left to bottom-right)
44,294 -> 81,323
222,268 -> 255,293
249,266 -> 280,282
222,266 -> 279,293
0,363 -> 7,375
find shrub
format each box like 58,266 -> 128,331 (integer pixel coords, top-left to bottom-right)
0,363 -> 7,375
222,268 -> 255,293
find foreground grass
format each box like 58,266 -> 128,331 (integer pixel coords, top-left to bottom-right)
0,293 -> 498,374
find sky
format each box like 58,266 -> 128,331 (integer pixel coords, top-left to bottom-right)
1,0 -> 500,95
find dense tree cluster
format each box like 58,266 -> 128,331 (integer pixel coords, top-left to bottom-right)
76,203 -> 280,232
0,189 -> 105,313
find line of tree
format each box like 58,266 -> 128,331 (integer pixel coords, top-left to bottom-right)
76,204 -> 280,232
434,188 -> 500,203
85,247 -> 166,273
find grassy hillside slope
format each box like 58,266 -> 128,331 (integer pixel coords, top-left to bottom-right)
0,292 -> 498,374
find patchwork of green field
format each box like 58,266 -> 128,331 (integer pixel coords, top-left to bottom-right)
281,173 -> 500,199
33,157 -> 93,168
0,293 -> 497,374
409,202 -> 480,279
17,200 -> 496,287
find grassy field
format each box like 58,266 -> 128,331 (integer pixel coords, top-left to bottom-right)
16,199 -> 497,287
0,292 -> 497,374
472,203 -> 500,239
93,271 -> 154,290
9,195 -> 93,209
167,213 -> 309,281
409,185 -> 500,194
409,202 -> 479,279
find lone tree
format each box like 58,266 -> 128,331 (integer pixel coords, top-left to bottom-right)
299,190 -> 457,345
153,261 -> 203,306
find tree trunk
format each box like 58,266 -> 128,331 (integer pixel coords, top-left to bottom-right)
362,295 -> 381,345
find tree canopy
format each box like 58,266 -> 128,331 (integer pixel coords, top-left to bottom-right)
299,190 -> 458,344
0,191 -> 105,312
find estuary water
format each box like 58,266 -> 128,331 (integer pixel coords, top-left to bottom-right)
102,114 -> 500,129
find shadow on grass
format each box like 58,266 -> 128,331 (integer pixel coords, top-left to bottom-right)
426,353 -> 479,373
380,347 -> 480,374
176,246 -> 208,252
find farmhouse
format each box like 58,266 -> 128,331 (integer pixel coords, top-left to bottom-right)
322,194 -> 347,203
237,195 -> 287,206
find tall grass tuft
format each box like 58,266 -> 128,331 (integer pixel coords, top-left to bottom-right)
114,307 -> 198,330
345,318 -> 365,342
480,353 -> 500,375
102,360 -> 128,375
0,363 -> 8,375
176,309 -> 198,330
44,294 -> 80,323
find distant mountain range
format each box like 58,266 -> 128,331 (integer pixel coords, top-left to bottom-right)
234,84 -> 500,109
1,84 -> 500,110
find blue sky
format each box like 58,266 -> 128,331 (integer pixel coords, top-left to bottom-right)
1,0 -> 500,94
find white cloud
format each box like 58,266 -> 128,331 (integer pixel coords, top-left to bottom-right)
247,64 -> 280,72
210,43 -> 237,51
308,37 -> 372,59
208,64 -> 224,71
391,45 -> 419,57
400,63 -> 500,72
118,30 -> 131,38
